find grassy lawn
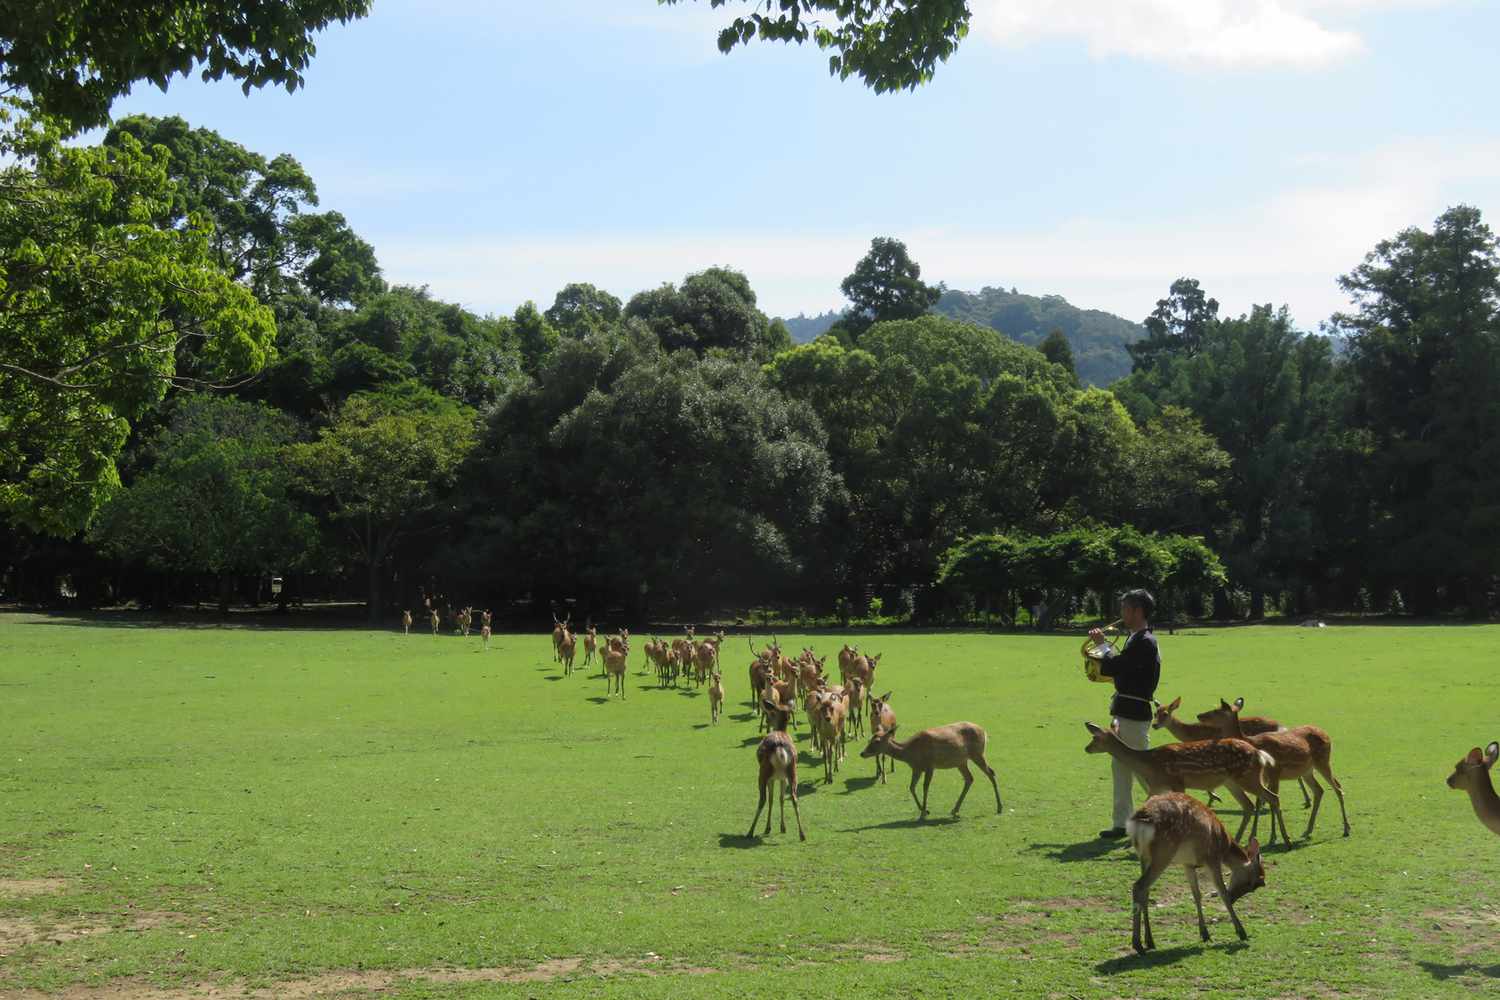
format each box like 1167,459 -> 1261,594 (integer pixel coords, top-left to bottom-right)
1,613 -> 1498,998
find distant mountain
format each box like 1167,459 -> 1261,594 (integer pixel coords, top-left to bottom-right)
781,310 -> 842,344
775,289 -> 1144,385
932,287 -> 1144,386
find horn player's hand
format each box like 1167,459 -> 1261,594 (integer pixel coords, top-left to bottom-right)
1088,628 -> 1105,642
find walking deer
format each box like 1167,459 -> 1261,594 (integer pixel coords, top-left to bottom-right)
1125,792 -> 1266,953
1153,696 -> 1310,808
603,636 -> 628,698
1188,696 -> 1312,807
551,614 -> 569,662
748,700 -> 806,841
813,690 -> 848,784
1447,742 -> 1500,836
429,609 -> 440,636
583,624 -> 598,668
709,670 -> 724,724
860,722 -> 1002,819
481,623 -> 491,650
558,625 -> 577,676
1083,722 -> 1275,843
401,610 -> 412,635
869,692 -> 895,783
1196,699 -> 1351,844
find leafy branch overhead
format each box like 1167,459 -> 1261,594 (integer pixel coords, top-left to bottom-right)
660,0 -> 971,93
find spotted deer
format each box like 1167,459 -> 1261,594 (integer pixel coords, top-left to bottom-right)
748,700 -> 806,841
1448,742 -> 1500,836
1184,696 -> 1312,807
1153,696 -> 1310,808
1125,792 -> 1265,954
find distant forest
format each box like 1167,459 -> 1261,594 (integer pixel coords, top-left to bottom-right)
780,287 -> 1144,385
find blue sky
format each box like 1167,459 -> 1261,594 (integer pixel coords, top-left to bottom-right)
109,0 -> 1500,329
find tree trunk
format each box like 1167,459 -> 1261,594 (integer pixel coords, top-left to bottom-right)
367,560 -> 382,625
1212,586 -> 1232,620
217,573 -> 231,617
1249,589 -> 1265,620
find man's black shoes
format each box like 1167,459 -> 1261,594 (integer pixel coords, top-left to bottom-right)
1099,827 -> 1127,839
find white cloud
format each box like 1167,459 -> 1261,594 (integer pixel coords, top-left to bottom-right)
368,138 -> 1500,329
971,0 -> 1441,70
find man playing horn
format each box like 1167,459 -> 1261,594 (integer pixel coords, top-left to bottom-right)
1090,588 -> 1161,840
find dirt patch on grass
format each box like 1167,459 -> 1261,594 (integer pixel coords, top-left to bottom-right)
6,957 -> 721,999
0,878 -> 68,897
0,912 -> 189,957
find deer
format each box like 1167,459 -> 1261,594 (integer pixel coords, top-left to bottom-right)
846,676 -> 866,737
1196,698 -> 1351,844
860,722 -> 1002,819
429,608 -> 440,637
747,699 -> 806,841
480,623 -> 491,650
551,614 -> 570,662
603,636 -> 628,698
868,691 -> 896,783
401,610 -> 412,635
1448,742 -> 1500,836
709,670 -> 725,724
797,654 -> 826,701
1187,696 -> 1312,807
557,625 -> 577,677
582,624 -> 598,669
693,635 -> 720,687
837,643 -> 860,685
1083,721 -> 1277,844
813,690 -> 849,784
845,652 -> 882,712
1153,696 -> 1309,809
481,608 -> 492,629
459,607 -> 473,637
1125,792 -> 1266,954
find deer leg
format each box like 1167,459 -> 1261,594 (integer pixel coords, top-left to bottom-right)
907,767 -> 923,815
1297,777 -> 1312,809
787,780 -> 807,842
1314,758 -> 1350,836
778,777 -> 787,834
1208,861 -> 1249,940
1187,866 -> 1210,942
919,769 -> 934,819
1301,772 -> 1325,840
1131,856 -> 1169,953
748,775 -> 769,838
973,752 -> 1003,814
1225,783 -> 1256,843
952,763 -> 974,816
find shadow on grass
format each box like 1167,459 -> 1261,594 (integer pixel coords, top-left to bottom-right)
677,690 -> 702,698
1418,960 -> 1500,980
585,696 -> 613,705
840,776 -> 878,794
1024,839 -> 1126,862
729,712 -> 756,722
542,675 -> 567,682
718,832 -> 771,849
1095,940 -> 1247,972
839,815 -> 960,832
739,736 -> 763,747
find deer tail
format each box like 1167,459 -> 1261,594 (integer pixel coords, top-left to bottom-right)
1126,815 -> 1155,859
1256,749 -> 1277,770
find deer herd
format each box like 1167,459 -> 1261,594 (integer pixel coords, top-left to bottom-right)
399,609 -> 1496,957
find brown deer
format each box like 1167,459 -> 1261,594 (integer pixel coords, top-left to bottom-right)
846,676 -> 867,737
1083,722 -> 1275,843
813,691 -> 849,784
869,691 -> 896,783
860,722 -> 1002,819
845,652 -> 882,711
551,614 -> 569,661
1188,696 -> 1312,807
480,623 -> 492,650
481,609 -> 492,629
1125,792 -> 1265,954
557,625 -> 577,676
459,607 -> 473,637
1196,699 -> 1351,844
709,670 -> 724,724
603,636 -> 628,698
1153,696 -> 1309,808
429,608 -> 440,636
748,699 -> 806,841
582,624 -> 598,669
1448,742 -> 1500,836
401,610 -> 412,635
693,636 -> 720,687
837,643 -> 860,685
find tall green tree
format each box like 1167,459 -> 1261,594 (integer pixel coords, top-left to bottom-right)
0,112 -> 276,535
661,0 -> 971,94
0,1 -> 371,132
624,267 -> 788,360
1039,329 -> 1079,386
1126,277 -> 1219,373
1334,205 -> 1500,615
837,237 -> 942,340
290,389 -> 477,623
546,282 -> 622,339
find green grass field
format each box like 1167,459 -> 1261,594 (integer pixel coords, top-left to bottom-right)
2,613 -> 1498,998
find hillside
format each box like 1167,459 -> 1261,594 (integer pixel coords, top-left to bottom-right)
777,290 -> 1143,385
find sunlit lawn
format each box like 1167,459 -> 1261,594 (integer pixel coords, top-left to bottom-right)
1,612 -> 1497,998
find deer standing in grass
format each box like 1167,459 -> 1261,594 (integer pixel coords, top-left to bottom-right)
1125,792 -> 1266,954
868,692 -> 895,783
1196,699 -> 1350,844
709,670 -> 724,724
401,610 -> 412,635
582,624 -> 598,669
747,700 -> 806,841
1167,696 -> 1312,808
551,614 -> 569,662
480,624 -> 491,650
558,625 -> 577,676
845,652 -> 882,712
860,722 -> 1002,819
1083,722 -> 1277,843
813,691 -> 849,784
837,643 -> 859,686
1448,742 -> 1500,836
603,636 -> 628,698
429,609 -> 440,636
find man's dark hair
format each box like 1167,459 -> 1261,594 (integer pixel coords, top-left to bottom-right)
1122,589 -> 1155,619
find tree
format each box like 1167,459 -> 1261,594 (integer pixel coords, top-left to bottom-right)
838,237 -> 942,339
89,397 -> 316,613
1039,329 -> 1079,386
0,111 -> 276,536
661,0 -> 971,94
290,389 -> 477,623
1334,205 -> 1500,615
546,282 -> 622,339
1,1 -> 372,132
1127,277 -> 1219,373
625,267 -> 784,359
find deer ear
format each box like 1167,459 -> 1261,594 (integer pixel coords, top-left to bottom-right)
1487,742 -> 1500,767
1234,697 -> 1245,711
1167,696 -> 1181,712
1219,698 -> 1233,711
1468,747 -> 1487,765
1246,837 -> 1260,860
1084,721 -> 1104,735
880,691 -> 892,701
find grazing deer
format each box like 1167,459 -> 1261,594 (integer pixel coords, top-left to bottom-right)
1191,696 -> 1312,807
429,609 -> 440,637
1448,742 -> 1500,836
603,636 -> 628,698
558,625 -> 577,676
583,624 -> 598,668
709,670 -> 724,724
748,700 -> 806,841
401,610 -> 412,635
869,692 -> 896,783
1196,699 -> 1350,844
1125,792 -> 1266,954
860,722 -> 1002,819
480,624 -> 491,650
1083,722 -> 1274,843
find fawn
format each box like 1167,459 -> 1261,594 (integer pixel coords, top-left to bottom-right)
1448,741 -> 1500,836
